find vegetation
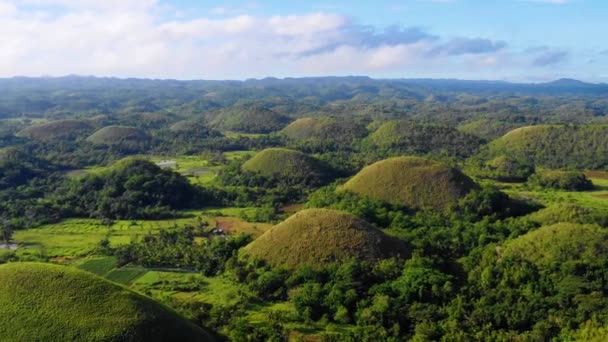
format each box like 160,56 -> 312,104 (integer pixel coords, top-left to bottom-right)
367,120 -> 482,158
241,148 -> 335,186
17,119 -> 94,141
2,76 -> 608,340
281,117 -> 369,150
242,208 -> 409,269
342,156 -> 479,210
500,223 -> 608,265
528,170 -> 594,191
0,262 -> 216,342
58,159 -> 202,219
208,104 -> 292,134
483,125 -> 608,170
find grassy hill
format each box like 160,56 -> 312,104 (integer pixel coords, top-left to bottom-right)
341,156 -> 478,210
0,262 -> 216,342
242,208 -> 409,269
281,117 -> 369,145
368,120 -> 481,158
457,119 -> 520,141
17,120 -> 94,140
242,148 -> 334,185
500,223 -> 608,266
483,125 -> 608,169
209,105 -> 292,134
86,126 -> 149,145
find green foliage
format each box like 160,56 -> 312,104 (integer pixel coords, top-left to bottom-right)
484,125 -> 608,170
501,223 -> 608,266
112,226 -> 252,276
478,155 -> 535,182
242,209 -> 410,269
0,262 -> 216,342
528,170 -> 594,191
341,157 -> 479,211
17,119 -> 94,141
208,104 -> 292,134
58,159 -> 202,219
240,148 -> 335,186
366,120 -> 481,158
281,117 -> 369,150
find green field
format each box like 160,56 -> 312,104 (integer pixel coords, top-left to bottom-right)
491,176 -> 608,213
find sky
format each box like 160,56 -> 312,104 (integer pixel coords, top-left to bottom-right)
0,0 -> 606,82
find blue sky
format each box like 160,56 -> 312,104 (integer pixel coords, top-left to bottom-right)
0,0 -> 606,82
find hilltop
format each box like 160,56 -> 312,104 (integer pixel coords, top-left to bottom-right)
0,262 -> 215,342
341,156 -> 478,210
242,208 -> 409,269
242,148 -> 334,185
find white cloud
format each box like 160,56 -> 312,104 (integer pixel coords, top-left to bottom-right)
0,1 -> 516,79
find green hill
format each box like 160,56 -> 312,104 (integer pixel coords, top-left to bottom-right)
169,120 -> 222,137
500,223 -> 608,266
17,120 -> 94,140
0,262 -> 215,342
242,208 -> 409,269
209,105 -> 292,133
484,125 -> 608,169
86,126 -> 149,145
368,120 -> 481,158
341,156 -> 478,210
457,119 -> 520,141
242,148 -> 334,185
281,117 -> 369,145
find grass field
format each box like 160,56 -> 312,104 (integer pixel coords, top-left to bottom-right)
493,176 -> 608,213
13,209 -> 270,262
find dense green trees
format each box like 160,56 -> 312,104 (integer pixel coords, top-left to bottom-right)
59,159 -> 203,219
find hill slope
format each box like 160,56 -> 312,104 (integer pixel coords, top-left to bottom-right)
242,148 -> 334,185
0,262 -> 215,342
17,120 -> 93,140
209,105 -> 292,133
368,120 -> 481,158
242,208 -> 409,269
501,223 -> 608,266
281,117 -> 368,145
86,126 -> 149,145
341,156 -> 478,210
484,125 -> 608,169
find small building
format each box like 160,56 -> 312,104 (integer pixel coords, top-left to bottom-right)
155,160 -> 177,169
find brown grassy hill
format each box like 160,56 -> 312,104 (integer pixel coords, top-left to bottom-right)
242,208 -> 409,269
241,148 -> 334,185
86,126 -> 149,145
341,156 -> 478,210
17,120 -> 93,140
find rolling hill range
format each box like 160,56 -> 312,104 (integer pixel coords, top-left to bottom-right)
0,262 -> 216,342
208,105 -> 292,134
341,156 -> 479,210
242,208 -> 409,269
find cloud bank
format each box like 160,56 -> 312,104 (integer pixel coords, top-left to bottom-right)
0,0 -> 573,80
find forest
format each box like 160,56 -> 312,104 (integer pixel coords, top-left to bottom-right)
1,76 -> 608,341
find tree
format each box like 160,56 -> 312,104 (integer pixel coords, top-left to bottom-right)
1,219 -> 14,245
